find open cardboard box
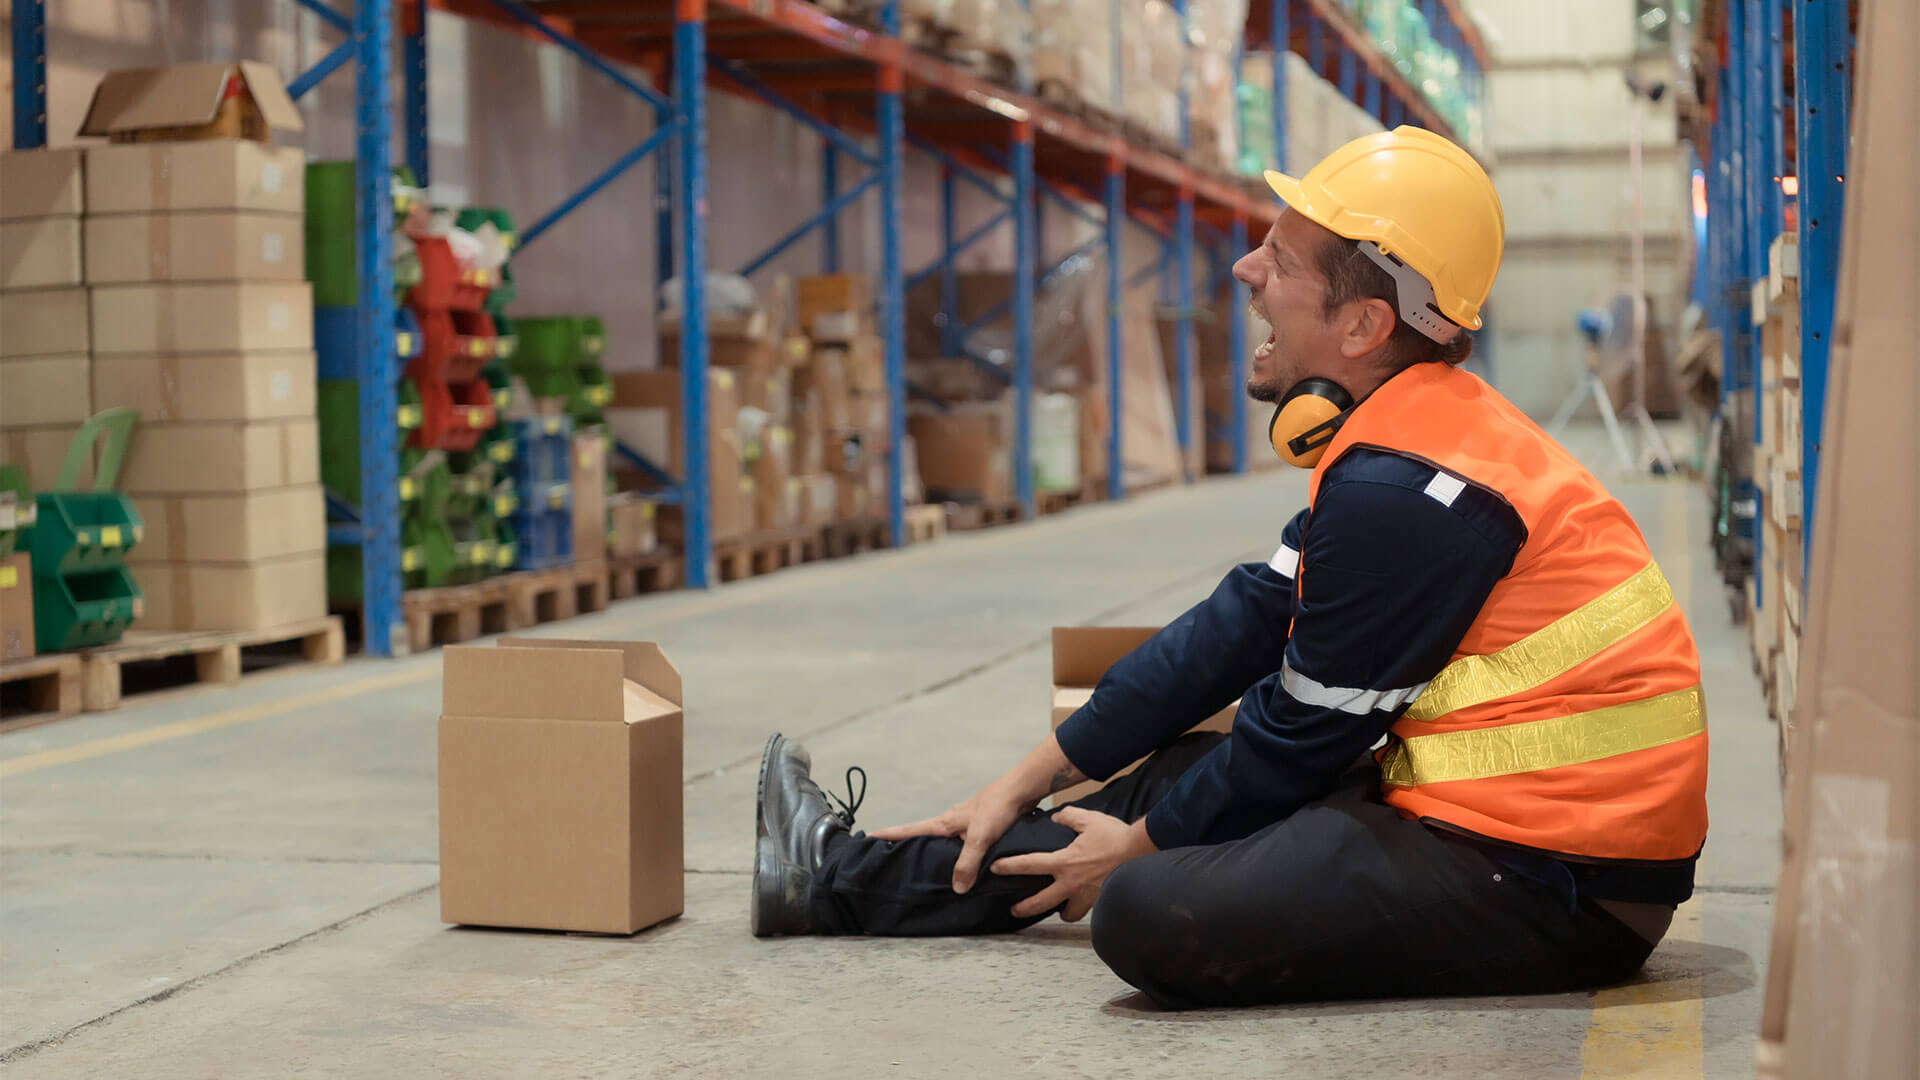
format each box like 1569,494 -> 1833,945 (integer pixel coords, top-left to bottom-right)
1048,627 -> 1237,807
438,638 -> 685,935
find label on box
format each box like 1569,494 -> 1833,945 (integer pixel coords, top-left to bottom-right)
263,233 -> 284,264
261,163 -> 283,192
270,371 -> 292,402
269,302 -> 289,331
101,525 -> 123,547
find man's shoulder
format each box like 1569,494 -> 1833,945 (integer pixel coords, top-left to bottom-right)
1317,447 -> 1528,553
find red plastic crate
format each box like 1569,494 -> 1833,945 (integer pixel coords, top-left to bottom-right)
412,308 -> 490,385
408,374 -> 496,452
407,235 -> 497,312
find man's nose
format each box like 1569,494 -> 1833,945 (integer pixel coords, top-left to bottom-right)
1232,253 -> 1260,289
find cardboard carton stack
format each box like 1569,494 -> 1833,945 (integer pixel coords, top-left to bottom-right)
0,148 -> 93,491
77,63 -> 325,632
795,274 -> 898,523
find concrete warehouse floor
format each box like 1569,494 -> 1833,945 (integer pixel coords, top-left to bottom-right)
1,428 -> 1778,1079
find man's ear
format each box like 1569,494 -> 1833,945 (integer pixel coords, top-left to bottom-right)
1339,297 -> 1398,359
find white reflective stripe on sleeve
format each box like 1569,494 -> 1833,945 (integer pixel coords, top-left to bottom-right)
1281,660 -> 1430,715
1268,543 -> 1300,578
1423,472 -> 1467,507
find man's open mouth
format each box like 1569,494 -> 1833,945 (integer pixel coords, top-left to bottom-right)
1249,302 -> 1275,359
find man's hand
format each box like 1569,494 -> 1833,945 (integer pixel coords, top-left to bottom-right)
990,808 -> 1158,922
868,782 -> 1030,895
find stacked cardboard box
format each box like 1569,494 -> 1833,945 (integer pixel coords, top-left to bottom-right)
0,149 -> 94,491
796,274 -> 896,523
76,63 -> 324,632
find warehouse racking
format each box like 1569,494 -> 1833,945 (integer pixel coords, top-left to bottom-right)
9,0 -> 1488,656
1688,1 -> 1849,601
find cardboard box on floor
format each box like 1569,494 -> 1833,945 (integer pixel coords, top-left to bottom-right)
438,639 -> 685,935
1047,627 -> 1238,807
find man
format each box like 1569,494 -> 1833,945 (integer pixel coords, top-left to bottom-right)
750,127 -> 1710,1009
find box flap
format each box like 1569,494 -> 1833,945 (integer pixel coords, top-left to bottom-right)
496,637 -> 682,705
235,61 -> 304,132
1051,626 -> 1159,687
442,645 -> 625,723
79,62 -> 301,136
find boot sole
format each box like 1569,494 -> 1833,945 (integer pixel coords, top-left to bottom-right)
750,733 -> 785,937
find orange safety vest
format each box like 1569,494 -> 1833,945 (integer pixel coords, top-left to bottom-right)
1305,362 -> 1709,864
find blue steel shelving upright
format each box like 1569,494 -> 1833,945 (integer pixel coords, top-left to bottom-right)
9,0 -> 1487,657
1697,1 -> 1853,599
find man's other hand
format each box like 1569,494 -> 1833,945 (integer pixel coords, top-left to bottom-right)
869,782 -> 1030,895
990,808 -> 1158,922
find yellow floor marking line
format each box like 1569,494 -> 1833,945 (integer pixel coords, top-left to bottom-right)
0,666 -> 436,780
1578,898 -> 1705,1079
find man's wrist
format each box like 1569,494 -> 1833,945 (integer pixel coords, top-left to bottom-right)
1126,818 -> 1159,859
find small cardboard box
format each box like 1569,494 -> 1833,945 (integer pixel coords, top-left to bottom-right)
91,350 -> 316,422
128,485 -> 324,564
606,494 -> 658,557
119,418 -> 319,494
0,149 -> 85,220
79,61 -> 303,146
0,355 -> 91,428
1048,627 -> 1239,806
0,216 -> 84,288
572,432 -> 608,563
796,273 -> 872,340
133,551 -> 326,631
908,405 -> 1012,504
84,212 -> 304,284
85,141 -> 304,215
90,282 -> 312,354
0,552 -> 34,661
0,287 -> 89,357
438,639 -> 685,935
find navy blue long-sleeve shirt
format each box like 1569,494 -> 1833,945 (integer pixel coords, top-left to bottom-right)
1055,447 -> 1523,848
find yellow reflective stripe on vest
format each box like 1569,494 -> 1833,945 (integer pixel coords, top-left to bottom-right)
1404,560 -> 1675,722
1380,685 -> 1706,786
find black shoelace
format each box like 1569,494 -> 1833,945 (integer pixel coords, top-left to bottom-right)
827,765 -> 866,826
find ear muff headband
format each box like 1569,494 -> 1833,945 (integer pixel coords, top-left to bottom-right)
1268,377 -> 1356,469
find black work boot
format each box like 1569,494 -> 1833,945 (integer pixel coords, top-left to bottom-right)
751,732 -> 864,938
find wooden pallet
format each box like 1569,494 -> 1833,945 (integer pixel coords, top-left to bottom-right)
905,503 -> 947,544
820,516 -> 891,559
945,500 -> 1023,532
0,654 -> 83,731
70,616 -> 346,712
400,577 -> 514,654
505,561 -> 611,629
1036,486 -> 1097,517
605,549 -> 684,600
714,526 -> 824,583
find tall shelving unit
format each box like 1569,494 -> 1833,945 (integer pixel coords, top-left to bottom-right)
1690,0 -> 1852,606
8,0 -> 1488,657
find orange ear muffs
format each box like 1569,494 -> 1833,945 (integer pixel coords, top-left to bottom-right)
1268,378 -> 1356,469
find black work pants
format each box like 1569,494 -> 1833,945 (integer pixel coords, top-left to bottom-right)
809,733 -> 1658,1009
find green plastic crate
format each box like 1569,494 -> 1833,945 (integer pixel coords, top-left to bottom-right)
28,493 -> 143,575
34,566 -> 142,652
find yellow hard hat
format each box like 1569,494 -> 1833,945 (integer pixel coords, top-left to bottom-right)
1264,126 -> 1504,331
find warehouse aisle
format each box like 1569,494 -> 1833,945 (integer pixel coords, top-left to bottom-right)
0,435 -> 1777,1079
